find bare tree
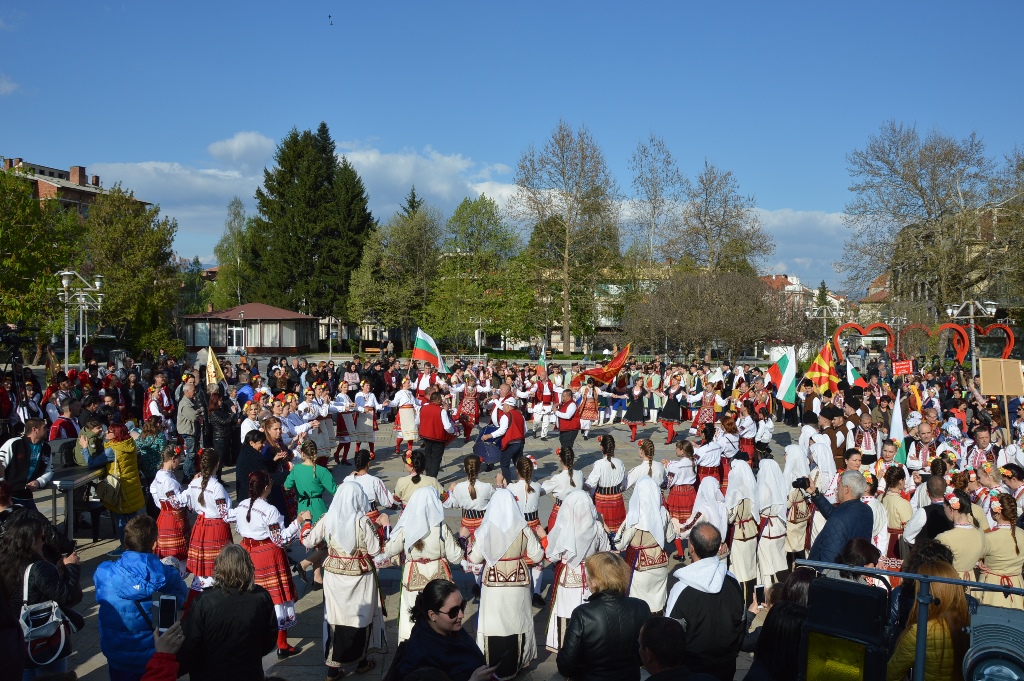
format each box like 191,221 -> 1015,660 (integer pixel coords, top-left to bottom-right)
662,160 -> 772,273
510,120 -> 620,356
629,134 -> 685,266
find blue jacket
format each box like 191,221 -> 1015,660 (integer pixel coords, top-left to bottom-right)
94,551 -> 188,673
807,492 -> 873,563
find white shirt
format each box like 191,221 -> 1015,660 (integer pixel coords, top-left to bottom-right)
586,457 -> 626,490
183,477 -> 235,522
666,458 -> 697,486
903,502 -> 943,545
235,496 -> 299,545
626,461 -> 667,489
555,401 -> 578,420
540,469 -> 585,502
695,440 -> 723,468
355,392 -> 384,412
755,418 -> 775,444
737,416 -> 756,439
240,418 -> 260,443
444,480 -> 493,511
507,479 -> 544,515
149,469 -> 186,508
349,473 -> 394,509
491,412 -> 511,439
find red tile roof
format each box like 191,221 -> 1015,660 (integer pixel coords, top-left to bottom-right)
183,303 -> 316,320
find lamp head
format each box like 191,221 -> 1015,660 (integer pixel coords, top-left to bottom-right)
945,305 -> 955,317
93,274 -> 104,290
59,271 -> 73,289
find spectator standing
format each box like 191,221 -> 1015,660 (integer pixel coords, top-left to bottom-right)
0,419 -> 54,510
88,423 -> 147,556
805,470 -> 873,563
94,515 -> 187,681
176,383 -> 198,479
206,392 -> 234,467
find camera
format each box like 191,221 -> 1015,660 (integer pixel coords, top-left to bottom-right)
792,476 -> 811,490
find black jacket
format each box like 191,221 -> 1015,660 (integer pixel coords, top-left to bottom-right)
557,591 -> 652,681
176,585 -> 277,681
649,666 -> 719,681
206,405 -> 234,443
8,559 -> 84,631
395,619 -> 485,681
667,574 -> 745,681
807,492 -> 873,563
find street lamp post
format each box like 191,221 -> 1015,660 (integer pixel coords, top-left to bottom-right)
807,305 -> 842,347
884,315 -> 908,359
238,311 -> 245,355
57,270 -> 104,371
945,300 -> 997,377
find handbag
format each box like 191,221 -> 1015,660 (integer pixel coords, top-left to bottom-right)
95,473 -> 124,508
19,563 -> 74,668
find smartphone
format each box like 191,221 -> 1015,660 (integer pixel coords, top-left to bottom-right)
755,584 -> 766,606
156,594 -> 177,633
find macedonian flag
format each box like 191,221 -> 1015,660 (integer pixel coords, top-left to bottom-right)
570,344 -> 631,390
805,341 -> 840,394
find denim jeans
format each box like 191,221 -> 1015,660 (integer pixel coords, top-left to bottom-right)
22,657 -> 67,680
500,440 -> 525,482
181,434 -> 197,479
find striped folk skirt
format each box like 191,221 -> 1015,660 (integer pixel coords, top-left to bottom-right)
241,537 -> 297,629
594,488 -> 626,532
664,485 -> 697,524
186,514 -> 233,579
155,502 -> 189,562
461,509 -> 485,557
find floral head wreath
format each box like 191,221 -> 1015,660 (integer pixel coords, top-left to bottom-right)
862,470 -> 875,484
1001,467 -> 1015,480
944,487 -> 961,510
527,454 -> 538,470
982,462 -> 994,474
403,451 -> 414,467
965,466 -> 978,482
944,473 -> 953,485
989,490 -> 1003,515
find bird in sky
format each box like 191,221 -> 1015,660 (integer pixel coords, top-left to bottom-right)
329,14 -> 333,25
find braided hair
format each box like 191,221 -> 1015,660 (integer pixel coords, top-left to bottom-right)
994,492 -> 1020,554
246,470 -> 269,523
946,488 -> 977,528
883,465 -> 906,492
639,439 -> 655,476
600,434 -> 617,470
559,447 -> 577,487
464,455 -> 481,500
410,449 -> 426,485
197,449 -> 219,507
354,448 -> 372,472
515,456 -> 534,494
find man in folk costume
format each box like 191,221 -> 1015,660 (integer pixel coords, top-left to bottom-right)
391,377 -> 419,457
904,411 -> 934,472
414,365 -> 439,403
147,371 -> 175,434
528,369 -> 559,441
850,412 -> 882,465
49,397 -> 81,441
968,426 -> 1001,470
554,389 -> 581,453
419,391 -> 456,478
820,405 -> 847,473
482,398 -> 526,483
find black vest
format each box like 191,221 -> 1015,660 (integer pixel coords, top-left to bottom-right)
922,502 -> 954,541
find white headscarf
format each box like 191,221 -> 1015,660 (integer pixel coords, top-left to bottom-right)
725,459 -> 760,524
784,444 -> 810,485
323,481 -> 368,554
690,477 -> 728,537
757,459 -> 788,517
545,489 -> 601,567
810,433 -> 837,483
392,487 -> 446,553
623,477 -> 668,547
474,488 -> 527,565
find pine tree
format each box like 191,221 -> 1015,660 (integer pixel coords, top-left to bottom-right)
211,197 -> 249,309
245,122 -> 373,319
400,185 -> 424,217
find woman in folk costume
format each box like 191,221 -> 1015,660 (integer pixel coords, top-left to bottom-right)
807,435 -> 838,546
627,438 -> 667,489
444,455 -> 495,580
236,469 -> 310,658
381,487 -> 463,643
302,382 -> 338,463
693,427 -> 725,485
725,458 -> 759,604
783,445 -> 813,565
394,449 -> 445,506
645,366 -> 663,424
586,435 -> 627,536
392,377 -> 419,458
544,489 -> 611,652
978,492 -> 1024,610
677,476 -> 729,541
303,480 -> 386,677
657,374 -> 687,445
150,444 -> 190,562
712,415 -> 741,496
736,400 -> 758,465
354,380 -> 387,458
936,488 -> 986,581
614,476 -> 675,614
349,448 -> 398,544
881,466 -> 913,561
621,381 -> 648,443
663,439 -> 698,559
687,379 -> 729,431
468,488 -> 545,680
505,455 -> 548,607
541,447 -> 584,531
755,459 -> 788,585
576,378 -> 600,440
184,449 -> 235,597
859,471 -> 890,556
452,374 -> 482,444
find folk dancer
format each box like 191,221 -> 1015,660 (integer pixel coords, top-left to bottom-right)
663,440 -> 698,559
505,456 -> 548,607
755,459 -> 788,585
183,450 -> 235,605
657,376 -> 687,445
621,383 -> 648,443
626,438 -> 667,489
354,381 -> 387,458
554,389 -> 582,452
348,448 -> 398,544
444,455 -> 494,585
481,397 -> 526,483
541,447 -> 584,531
392,378 -> 419,458
935,489 -> 985,581
645,367 -> 663,424
586,435 -> 626,537
150,445 -> 190,562
528,372 -> 559,440
978,492 -> 1024,610
725,459 -> 759,604
782,445 -> 812,566
576,379 -> 600,440
615,477 -> 674,614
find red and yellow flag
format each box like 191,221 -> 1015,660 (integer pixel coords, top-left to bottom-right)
806,341 -> 840,394
570,344 -> 631,390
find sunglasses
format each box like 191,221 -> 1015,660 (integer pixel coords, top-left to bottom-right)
436,601 -> 467,619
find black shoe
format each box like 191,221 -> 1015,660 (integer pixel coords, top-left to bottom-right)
472,584 -> 481,601
291,561 -> 310,585
532,593 -> 546,608
312,581 -> 323,591
277,645 -> 299,659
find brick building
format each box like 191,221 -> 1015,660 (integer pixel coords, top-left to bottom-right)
2,156 -> 110,215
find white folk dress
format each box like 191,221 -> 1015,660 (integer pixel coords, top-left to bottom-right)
382,524 -> 463,642
755,460 -> 788,585
615,478 -> 675,614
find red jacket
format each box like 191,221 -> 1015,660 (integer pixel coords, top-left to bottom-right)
420,403 -> 447,442
557,401 -> 581,432
502,410 -> 527,449
141,652 -> 178,681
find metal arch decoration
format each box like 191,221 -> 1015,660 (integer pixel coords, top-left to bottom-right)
832,323 -> 895,364
898,323 -> 970,364
961,323 -> 1016,360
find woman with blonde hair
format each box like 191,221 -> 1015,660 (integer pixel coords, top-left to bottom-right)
886,560 -> 969,681
468,488 -> 544,680
978,491 -> 1024,609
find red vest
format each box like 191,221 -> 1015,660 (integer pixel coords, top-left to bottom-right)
557,402 -> 581,431
419,403 -> 446,442
536,380 -> 557,404
502,410 -> 527,449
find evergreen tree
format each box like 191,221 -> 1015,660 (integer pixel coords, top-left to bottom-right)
211,197 -> 250,309
400,185 -> 424,217
245,122 -> 373,319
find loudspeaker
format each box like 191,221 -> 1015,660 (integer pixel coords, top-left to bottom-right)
799,577 -> 890,681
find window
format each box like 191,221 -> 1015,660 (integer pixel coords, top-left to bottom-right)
263,322 -> 279,347
211,322 -> 226,347
185,322 -> 194,346
195,321 -> 209,347
281,322 -> 296,346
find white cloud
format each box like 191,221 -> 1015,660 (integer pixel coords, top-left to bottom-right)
206,131 -> 275,173
757,208 -> 847,290
0,74 -> 19,95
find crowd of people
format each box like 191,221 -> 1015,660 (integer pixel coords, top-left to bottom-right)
0,347 -> 1021,680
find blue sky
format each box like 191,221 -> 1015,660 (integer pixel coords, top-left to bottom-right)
2,2 -> 1022,294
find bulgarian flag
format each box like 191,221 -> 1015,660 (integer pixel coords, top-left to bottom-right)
412,328 -> 450,373
890,389 -> 907,464
766,347 -> 797,408
847,362 -> 868,389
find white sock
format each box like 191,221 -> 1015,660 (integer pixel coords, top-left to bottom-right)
532,566 -> 544,595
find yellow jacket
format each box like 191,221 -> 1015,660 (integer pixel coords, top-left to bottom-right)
887,623 -> 959,681
105,439 -> 146,515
